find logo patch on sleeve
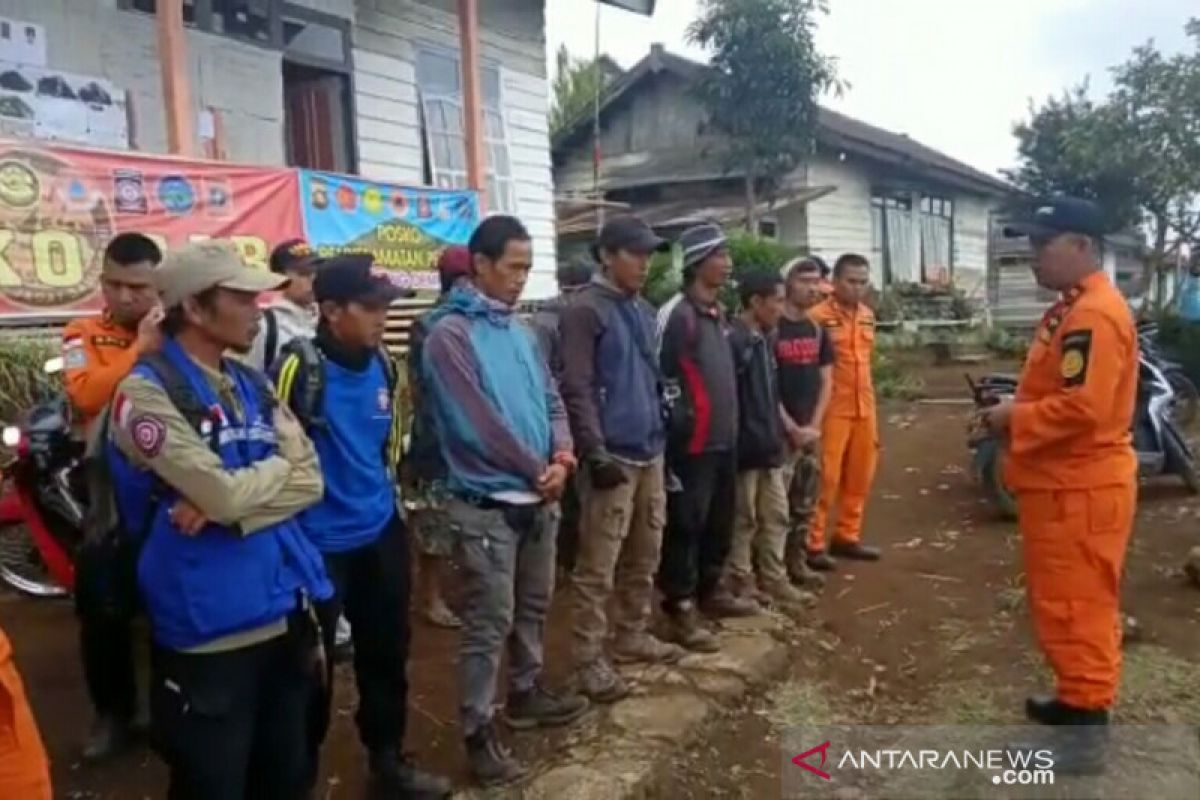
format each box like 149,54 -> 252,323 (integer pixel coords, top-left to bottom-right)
1059,329 -> 1092,387
62,337 -> 86,369
130,414 -> 167,458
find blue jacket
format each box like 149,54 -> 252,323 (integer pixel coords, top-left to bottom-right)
421,285 -> 573,499
107,339 -> 331,651
558,276 -> 665,462
298,352 -> 396,552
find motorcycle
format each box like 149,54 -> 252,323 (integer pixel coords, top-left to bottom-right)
1136,319 -> 1199,429
968,347 -> 1200,520
0,356 -> 86,597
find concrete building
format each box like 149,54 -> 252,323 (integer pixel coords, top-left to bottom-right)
0,0 -> 571,296
552,45 -> 1014,301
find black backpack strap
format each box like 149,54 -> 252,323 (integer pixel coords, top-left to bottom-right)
274,337 -> 326,430
137,352 -> 220,453
225,358 -> 277,415
262,308 -> 279,370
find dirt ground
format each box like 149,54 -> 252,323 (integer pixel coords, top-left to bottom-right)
4,360 -> 1200,799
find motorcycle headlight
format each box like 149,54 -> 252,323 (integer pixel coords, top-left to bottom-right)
1,425 -> 20,448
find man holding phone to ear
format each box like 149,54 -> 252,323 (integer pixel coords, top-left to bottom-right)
64,232 -> 163,762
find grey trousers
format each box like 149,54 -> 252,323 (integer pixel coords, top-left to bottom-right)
449,498 -> 558,736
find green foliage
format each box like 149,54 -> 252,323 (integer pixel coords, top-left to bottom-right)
1151,311 -> 1200,383
871,350 -> 925,401
983,326 -> 1029,359
1007,18 -> 1200,277
550,46 -> 615,137
687,0 -> 842,225
644,250 -> 679,308
641,232 -> 798,311
0,336 -> 58,425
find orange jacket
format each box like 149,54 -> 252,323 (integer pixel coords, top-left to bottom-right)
62,314 -> 139,429
1005,271 -> 1138,490
0,626 -> 52,800
809,297 -> 876,419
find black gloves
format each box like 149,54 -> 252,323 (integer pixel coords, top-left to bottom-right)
587,452 -> 628,490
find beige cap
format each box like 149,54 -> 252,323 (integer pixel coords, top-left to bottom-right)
157,240 -> 286,308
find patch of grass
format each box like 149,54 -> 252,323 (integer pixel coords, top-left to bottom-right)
765,679 -> 843,729
0,335 -> 58,424
1120,646 -> 1200,723
873,350 -> 926,401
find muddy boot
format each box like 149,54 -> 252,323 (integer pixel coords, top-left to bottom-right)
663,601 -> 720,653
82,714 -> 134,763
575,659 -> 629,704
729,573 -> 771,609
829,541 -> 881,561
612,633 -> 686,665
465,722 -> 526,787
504,683 -> 589,730
788,557 -> 827,590
368,747 -> 451,799
700,586 -> 762,619
807,550 -> 837,572
761,580 -> 816,612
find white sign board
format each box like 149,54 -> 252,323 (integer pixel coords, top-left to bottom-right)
0,63 -> 128,148
0,17 -> 45,67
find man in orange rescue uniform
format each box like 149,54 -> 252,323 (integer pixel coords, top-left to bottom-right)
0,625 -> 52,800
805,253 -> 882,570
62,232 -> 164,761
983,197 -> 1136,775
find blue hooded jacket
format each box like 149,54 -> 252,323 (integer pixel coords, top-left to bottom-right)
421,285 -> 557,499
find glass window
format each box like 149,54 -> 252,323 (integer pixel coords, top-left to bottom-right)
417,49 -> 515,214
283,15 -> 345,63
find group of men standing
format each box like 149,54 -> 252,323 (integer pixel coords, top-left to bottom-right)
2,194 -> 1135,795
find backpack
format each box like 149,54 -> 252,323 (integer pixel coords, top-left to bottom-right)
271,338 -> 404,467
261,308 -> 280,370
78,353 -> 276,616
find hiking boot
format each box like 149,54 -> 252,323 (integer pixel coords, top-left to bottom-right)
788,558 -> 827,590
575,659 -> 629,704
368,748 -> 451,798
612,633 -> 686,665
1008,708 -> 1110,776
82,714 -> 134,763
829,541 -> 881,561
663,602 -> 720,653
761,580 -> 816,611
1026,694 -> 1071,726
504,683 -> 589,730
700,588 -> 762,619
806,551 -> 837,572
465,723 -> 526,787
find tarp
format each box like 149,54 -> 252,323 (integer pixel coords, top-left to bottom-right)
0,141 -> 480,319
299,170 -> 479,292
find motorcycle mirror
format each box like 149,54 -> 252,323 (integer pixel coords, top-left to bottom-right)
43,356 -> 63,375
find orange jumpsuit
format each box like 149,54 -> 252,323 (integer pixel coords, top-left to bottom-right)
1004,270 -> 1138,711
807,298 -> 877,552
0,626 -> 52,800
62,314 -> 139,430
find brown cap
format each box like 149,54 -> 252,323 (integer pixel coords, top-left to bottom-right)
157,241 -> 286,308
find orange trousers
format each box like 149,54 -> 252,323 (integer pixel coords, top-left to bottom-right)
808,414 -> 878,552
0,629 -> 51,800
1017,484 -> 1136,710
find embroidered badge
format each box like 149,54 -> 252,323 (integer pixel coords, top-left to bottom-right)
1059,329 -> 1092,387
130,415 -> 167,458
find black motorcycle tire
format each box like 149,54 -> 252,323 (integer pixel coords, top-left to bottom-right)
976,438 -> 1019,520
1162,423 -> 1200,495
1167,371 -> 1199,430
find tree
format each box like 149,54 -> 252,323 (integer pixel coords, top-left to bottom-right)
687,0 -> 841,230
1007,18 -> 1200,302
550,46 -> 614,138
